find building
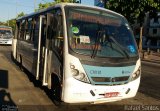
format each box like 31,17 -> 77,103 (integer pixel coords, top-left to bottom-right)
143,12 -> 160,51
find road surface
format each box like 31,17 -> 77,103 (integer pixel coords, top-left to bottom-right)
0,45 -> 160,111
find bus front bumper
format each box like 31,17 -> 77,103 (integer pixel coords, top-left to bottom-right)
0,39 -> 12,45
62,76 -> 140,104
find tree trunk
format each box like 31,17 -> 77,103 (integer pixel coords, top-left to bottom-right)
139,27 -> 143,52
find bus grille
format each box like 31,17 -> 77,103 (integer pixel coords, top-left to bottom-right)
91,76 -> 129,82
92,77 -> 111,82
114,76 -> 130,82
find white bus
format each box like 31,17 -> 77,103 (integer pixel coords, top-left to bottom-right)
0,26 -> 13,45
12,3 -> 141,104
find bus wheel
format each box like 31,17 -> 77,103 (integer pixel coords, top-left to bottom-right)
51,74 -> 61,106
19,55 -> 24,71
11,52 -> 14,61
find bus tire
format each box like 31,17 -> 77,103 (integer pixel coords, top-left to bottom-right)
11,52 -> 14,61
51,74 -> 61,106
19,55 -> 24,71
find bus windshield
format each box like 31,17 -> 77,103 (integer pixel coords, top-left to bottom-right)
65,7 -> 138,58
0,28 -> 12,38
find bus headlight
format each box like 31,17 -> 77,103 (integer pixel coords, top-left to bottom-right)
131,67 -> 141,81
71,69 -> 79,76
70,64 -> 90,83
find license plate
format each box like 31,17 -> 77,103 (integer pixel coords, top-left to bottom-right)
104,92 -> 119,98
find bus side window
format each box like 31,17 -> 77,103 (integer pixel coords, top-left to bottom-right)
25,20 -> 29,41
54,15 -> 63,55
16,22 -> 20,39
25,18 -> 32,41
49,9 -> 63,56
33,17 -> 40,47
19,20 -> 26,40
41,18 -> 46,47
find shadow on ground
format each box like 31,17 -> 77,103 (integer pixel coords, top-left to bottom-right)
0,70 -> 17,110
0,89 -> 16,106
0,70 -> 8,89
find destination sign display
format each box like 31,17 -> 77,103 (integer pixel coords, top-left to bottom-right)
70,11 -> 121,26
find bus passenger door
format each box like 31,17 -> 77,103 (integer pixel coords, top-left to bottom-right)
42,12 -> 63,88
36,15 -> 46,80
36,14 -> 54,86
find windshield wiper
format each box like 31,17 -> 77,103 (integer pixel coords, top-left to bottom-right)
91,30 -> 104,58
108,35 -> 130,59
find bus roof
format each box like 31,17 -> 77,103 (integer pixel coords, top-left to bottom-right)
16,3 -> 123,22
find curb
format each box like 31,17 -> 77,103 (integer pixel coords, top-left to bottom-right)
142,59 -> 160,64
148,54 -> 160,57
142,60 -> 160,67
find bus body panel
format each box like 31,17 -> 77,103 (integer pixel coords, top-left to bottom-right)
12,38 -> 17,59
83,64 -> 135,85
11,3 -> 141,104
62,54 -> 140,103
0,38 -> 12,45
16,40 -> 38,75
63,76 -> 140,103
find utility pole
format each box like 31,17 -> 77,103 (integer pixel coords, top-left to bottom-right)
16,0 -> 17,15
34,0 -> 37,11
7,9 -> 9,26
103,0 -> 107,8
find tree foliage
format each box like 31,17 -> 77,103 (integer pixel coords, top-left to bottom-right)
35,0 -> 79,11
16,12 -> 25,18
0,12 -> 25,33
9,12 -> 25,32
55,0 -> 77,3
35,2 -> 56,11
107,0 -> 160,24
7,19 -> 16,32
0,21 -> 7,26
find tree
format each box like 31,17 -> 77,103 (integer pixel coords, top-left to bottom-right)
35,2 -> 56,11
6,19 -> 16,33
106,0 -> 160,52
0,21 -> 7,26
107,0 -> 160,24
35,0 -> 79,11
16,12 -> 25,18
2,12 -> 25,33
55,0 -> 77,3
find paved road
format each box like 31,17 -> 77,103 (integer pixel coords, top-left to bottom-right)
0,45 -> 160,111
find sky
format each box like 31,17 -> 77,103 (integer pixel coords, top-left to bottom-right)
0,0 -> 94,22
